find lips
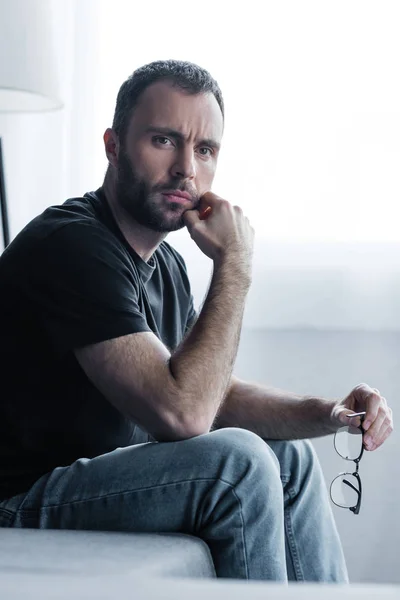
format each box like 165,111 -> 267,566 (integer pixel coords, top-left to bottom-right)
163,194 -> 190,205
162,190 -> 193,205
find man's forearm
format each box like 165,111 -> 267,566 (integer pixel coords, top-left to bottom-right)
169,256 -> 250,433
213,377 -> 339,439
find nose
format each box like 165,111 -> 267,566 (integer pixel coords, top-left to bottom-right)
170,147 -> 196,180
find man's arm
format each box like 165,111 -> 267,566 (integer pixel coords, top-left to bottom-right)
213,376 -> 337,439
214,377 -> 393,451
76,195 -> 254,442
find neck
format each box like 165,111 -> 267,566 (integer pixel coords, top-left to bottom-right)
102,168 -> 166,263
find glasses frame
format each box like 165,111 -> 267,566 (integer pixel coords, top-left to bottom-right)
330,412 -> 365,515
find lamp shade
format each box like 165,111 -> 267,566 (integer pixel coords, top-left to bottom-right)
0,0 -> 63,112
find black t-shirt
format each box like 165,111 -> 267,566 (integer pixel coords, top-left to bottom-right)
0,188 -> 197,499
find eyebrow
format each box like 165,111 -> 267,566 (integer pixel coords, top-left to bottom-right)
145,126 -> 221,151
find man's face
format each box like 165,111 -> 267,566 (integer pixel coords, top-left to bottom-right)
114,80 -> 223,232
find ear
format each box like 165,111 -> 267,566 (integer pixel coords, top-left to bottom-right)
103,128 -> 120,168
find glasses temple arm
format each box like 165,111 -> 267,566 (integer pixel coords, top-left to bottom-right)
343,478 -> 361,497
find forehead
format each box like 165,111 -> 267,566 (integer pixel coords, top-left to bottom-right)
127,80 -> 224,141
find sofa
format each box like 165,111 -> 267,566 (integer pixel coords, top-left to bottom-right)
1,528 -> 399,599
0,528 -> 215,579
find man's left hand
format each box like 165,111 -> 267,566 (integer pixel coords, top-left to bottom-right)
331,383 -> 393,451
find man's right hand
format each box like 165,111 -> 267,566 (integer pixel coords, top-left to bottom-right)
183,191 -> 255,277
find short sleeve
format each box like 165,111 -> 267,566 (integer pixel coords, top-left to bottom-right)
27,222 -> 151,354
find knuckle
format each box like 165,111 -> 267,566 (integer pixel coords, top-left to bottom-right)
371,393 -> 381,405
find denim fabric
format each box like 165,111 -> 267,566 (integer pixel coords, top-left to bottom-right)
0,426 -> 348,582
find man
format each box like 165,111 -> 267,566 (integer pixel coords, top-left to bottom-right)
0,60 -> 393,581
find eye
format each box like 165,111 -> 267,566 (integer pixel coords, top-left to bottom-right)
198,147 -> 213,157
153,136 -> 173,147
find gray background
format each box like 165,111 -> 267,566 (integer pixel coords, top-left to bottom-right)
234,328 -> 399,584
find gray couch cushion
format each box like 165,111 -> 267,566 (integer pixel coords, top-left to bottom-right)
0,529 -> 216,579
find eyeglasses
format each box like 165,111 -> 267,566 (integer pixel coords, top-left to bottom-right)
330,411 -> 366,515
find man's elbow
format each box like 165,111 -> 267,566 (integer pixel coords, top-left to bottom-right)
152,411 -> 211,442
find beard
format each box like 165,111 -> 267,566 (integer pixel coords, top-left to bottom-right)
115,149 -> 199,233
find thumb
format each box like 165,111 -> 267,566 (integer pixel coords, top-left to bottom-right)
337,407 -> 355,426
336,406 -> 364,429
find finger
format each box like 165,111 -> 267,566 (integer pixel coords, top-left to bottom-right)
363,402 -> 390,448
375,423 -> 393,449
199,206 -> 212,220
369,405 -> 393,450
183,209 -> 201,229
200,191 -> 225,206
365,421 -> 393,451
344,412 -> 364,429
337,405 -> 364,428
357,384 -> 381,431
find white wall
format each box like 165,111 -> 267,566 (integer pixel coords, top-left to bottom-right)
170,230 -> 400,330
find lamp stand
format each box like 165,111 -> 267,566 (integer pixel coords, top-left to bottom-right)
0,137 -> 10,249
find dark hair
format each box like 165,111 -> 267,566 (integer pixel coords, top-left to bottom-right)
111,59 -> 224,144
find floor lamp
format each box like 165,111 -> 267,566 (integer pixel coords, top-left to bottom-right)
0,0 -> 63,250
0,137 -> 9,248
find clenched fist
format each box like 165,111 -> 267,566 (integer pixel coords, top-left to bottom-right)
183,192 -> 255,277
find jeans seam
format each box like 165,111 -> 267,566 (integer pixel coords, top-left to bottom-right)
0,508 -> 15,526
25,476 -> 241,511
284,486 -> 304,581
230,486 -> 249,579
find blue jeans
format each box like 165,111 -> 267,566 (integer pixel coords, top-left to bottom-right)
0,427 -> 348,582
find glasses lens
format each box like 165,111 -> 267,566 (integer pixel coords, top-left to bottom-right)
330,474 -> 360,508
334,425 -> 362,460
